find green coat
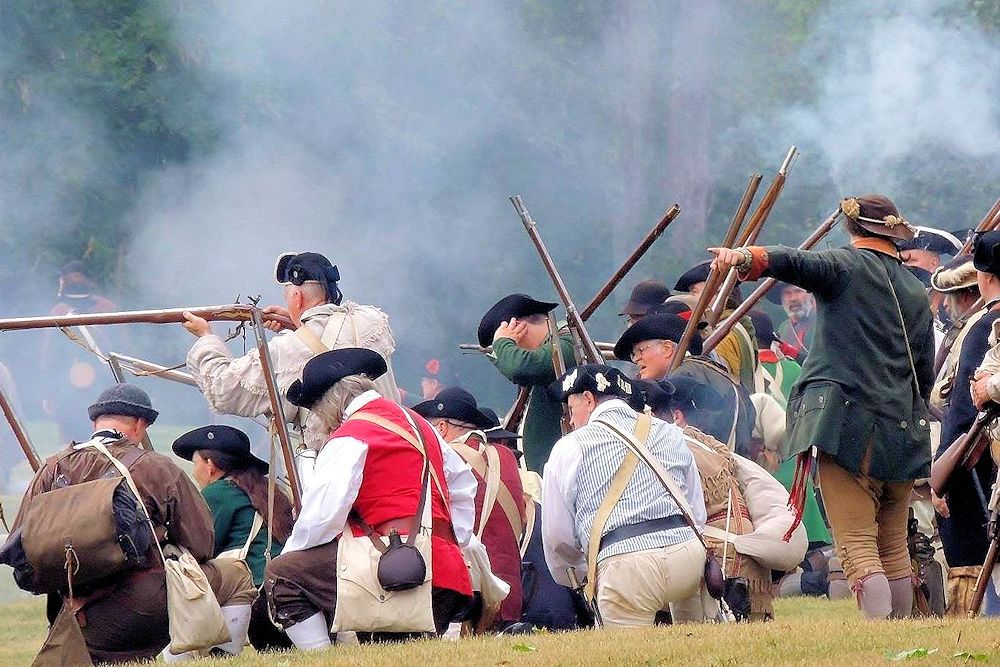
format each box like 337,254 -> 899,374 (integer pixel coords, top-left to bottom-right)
491,334 -> 576,472
202,478 -> 281,585
761,244 -> 935,482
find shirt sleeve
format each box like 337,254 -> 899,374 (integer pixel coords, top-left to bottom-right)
541,434 -> 585,588
282,436 -> 367,554
491,335 -> 576,386
438,430 -> 477,547
686,455 -> 708,528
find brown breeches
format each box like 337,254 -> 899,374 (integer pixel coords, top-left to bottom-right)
53,558 -> 256,664
264,541 -> 472,636
816,452 -> 913,585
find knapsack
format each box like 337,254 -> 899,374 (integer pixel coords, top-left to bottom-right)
0,441 -> 151,595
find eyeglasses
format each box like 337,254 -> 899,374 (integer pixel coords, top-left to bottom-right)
631,340 -> 666,363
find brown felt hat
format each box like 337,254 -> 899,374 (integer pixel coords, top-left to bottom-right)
841,194 -> 914,242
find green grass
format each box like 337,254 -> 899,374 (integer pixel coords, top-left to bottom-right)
1,596 -> 999,666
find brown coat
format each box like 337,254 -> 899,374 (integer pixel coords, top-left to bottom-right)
13,435 -> 217,663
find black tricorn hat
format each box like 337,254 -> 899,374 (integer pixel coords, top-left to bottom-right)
552,364 -> 635,404
480,407 -> 521,443
172,425 -> 268,474
287,348 -> 387,409
673,261 -> 711,293
274,251 -> 342,302
613,313 -> 699,361
632,378 -> 675,414
620,280 -> 671,317
748,310 -> 778,348
477,293 -> 558,347
973,231 -> 1000,277
895,226 -> 962,255
412,386 -> 494,430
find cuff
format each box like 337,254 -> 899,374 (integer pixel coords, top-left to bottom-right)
741,247 -> 769,281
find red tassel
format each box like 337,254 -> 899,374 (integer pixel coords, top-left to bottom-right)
783,449 -> 812,542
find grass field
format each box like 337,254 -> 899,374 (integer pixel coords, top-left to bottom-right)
1,595 -> 999,666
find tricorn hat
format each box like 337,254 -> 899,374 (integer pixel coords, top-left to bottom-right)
412,386 -> 494,430
674,261 -> 711,294
620,280 -> 671,317
172,425 -> 268,474
632,378 -> 675,414
973,232 -> 1000,278
477,294 -> 558,348
840,194 -> 914,242
930,254 -> 977,293
88,383 -> 159,424
286,348 -> 387,409
274,251 -> 342,303
614,312 -> 699,361
480,407 -> 522,443
551,364 -> 636,404
896,226 -> 962,256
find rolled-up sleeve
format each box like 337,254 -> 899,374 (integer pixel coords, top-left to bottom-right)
282,436 -> 367,554
541,435 -> 585,588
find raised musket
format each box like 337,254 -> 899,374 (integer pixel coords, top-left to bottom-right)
0,304 -> 295,332
708,147 -> 798,326
669,173 -> 762,373
959,196 -> 1000,255
0,383 -> 41,472
703,207 -> 843,354
510,195 -> 602,364
548,312 -> 572,435
580,204 -> 681,321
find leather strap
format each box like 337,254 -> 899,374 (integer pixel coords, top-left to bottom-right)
584,412 -> 650,601
598,515 -> 686,552
237,512 -> 264,561
449,436 -> 524,541
294,326 -> 328,355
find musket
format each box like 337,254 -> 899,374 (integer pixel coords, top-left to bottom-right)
510,195 -> 603,364
566,566 -> 602,628
250,309 -> 302,512
0,304 -> 295,332
109,353 -> 198,388
970,472 -> 1000,616
959,197 -> 1000,255
930,406 -> 1000,496
669,173 -> 762,373
703,207 -> 843,354
708,147 -> 798,326
104,352 -> 155,451
548,312 -> 572,435
579,204 -> 681,321
0,382 -> 40,472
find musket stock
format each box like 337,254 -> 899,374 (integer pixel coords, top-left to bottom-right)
548,313 -> 572,435
0,305 -> 295,332
959,196 -> 1000,255
703,207 -> 842,354
930,407 -> 999,496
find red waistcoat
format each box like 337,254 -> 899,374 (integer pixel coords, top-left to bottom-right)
333,397 -> 471,596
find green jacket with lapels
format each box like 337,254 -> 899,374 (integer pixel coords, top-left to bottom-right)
753,240 -> 935,482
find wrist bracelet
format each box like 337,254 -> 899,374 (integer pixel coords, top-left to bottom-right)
735,247 -> 753,273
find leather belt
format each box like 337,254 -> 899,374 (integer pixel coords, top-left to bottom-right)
373,517 -> 458,546
599,515 -> 687,552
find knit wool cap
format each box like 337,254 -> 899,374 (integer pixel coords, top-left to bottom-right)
87,383 -> 159,424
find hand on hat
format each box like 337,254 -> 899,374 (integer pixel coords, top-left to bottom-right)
182,312 -> 212,338
495,318 -> 529,345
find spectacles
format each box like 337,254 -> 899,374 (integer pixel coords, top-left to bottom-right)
631,340 -> 666,363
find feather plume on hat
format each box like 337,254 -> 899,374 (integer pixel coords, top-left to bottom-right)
930,255 -> 977,293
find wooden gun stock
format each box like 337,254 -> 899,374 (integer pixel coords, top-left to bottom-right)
930,407 -> 998,496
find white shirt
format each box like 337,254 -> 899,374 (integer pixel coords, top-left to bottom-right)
541,398 -> 706,587
282,390 -> 477,553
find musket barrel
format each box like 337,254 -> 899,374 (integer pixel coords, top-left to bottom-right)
0,385 -> 40,472
580,204 -> 681,321
0,305 -> 295,332
703,208 -> 842,353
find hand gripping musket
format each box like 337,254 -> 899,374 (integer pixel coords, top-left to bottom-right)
703,207 -> 843,354
0,382 -> 40,472
930,406 -> 1000,496
668,173 -> 762,373
971,472 -> 1000,617
708,147 -> 798,327
579,204 -> 681,321
510,195 -> 603,365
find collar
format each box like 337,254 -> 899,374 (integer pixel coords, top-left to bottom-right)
344,389 -> 382,418
74,429 -> 128,449
758,349 -> 779,364
851,236 -> 901,259
301,301 -> 354,322
588,397 -> 631,424
986,296 -> 1000,311
453,430 -> 488,452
